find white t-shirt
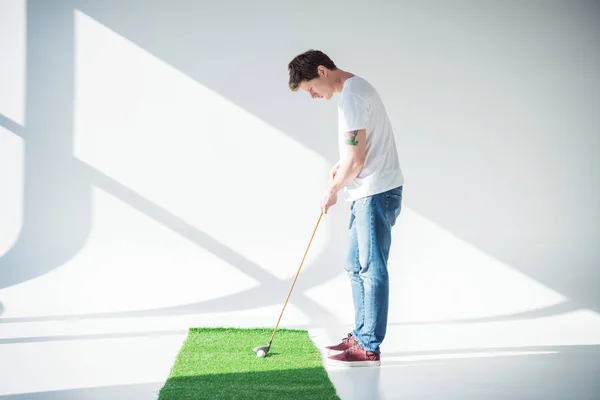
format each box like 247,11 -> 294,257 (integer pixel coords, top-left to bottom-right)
337,76 -> 404,202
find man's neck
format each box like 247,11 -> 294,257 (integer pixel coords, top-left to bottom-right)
332,69 -> 355,93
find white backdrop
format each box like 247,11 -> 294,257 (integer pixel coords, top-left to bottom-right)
1,0 -> 600,396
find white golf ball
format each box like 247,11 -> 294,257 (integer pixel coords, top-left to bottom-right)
256,350 -> 266,358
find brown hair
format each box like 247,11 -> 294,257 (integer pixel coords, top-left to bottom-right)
287,49 -> 337,91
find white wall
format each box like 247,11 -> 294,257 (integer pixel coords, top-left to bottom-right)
1,0 -> 600,357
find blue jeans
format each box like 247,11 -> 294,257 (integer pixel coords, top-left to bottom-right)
346,185 -> 402,353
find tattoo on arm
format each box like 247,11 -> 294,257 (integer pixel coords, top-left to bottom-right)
345,130 -> 359,145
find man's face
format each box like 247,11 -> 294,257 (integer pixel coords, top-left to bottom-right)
299,68 -> 335,100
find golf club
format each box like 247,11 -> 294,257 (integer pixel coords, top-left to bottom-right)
253,209 -> 324,357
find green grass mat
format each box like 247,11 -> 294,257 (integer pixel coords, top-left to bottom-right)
158,327 -> 339,400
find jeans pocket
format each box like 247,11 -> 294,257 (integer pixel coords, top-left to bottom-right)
388,186 -> 403,198
384,188 -> 402,226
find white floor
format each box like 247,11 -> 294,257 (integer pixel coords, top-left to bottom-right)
1,310 -> 599,399
310,326 -> 600,400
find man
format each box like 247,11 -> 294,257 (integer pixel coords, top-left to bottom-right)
288,49 -> 404,367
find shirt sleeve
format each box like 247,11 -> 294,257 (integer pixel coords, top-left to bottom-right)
338,92 -> 369,133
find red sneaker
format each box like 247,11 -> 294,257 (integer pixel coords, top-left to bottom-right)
325,332 -> 356,353
327,342 -> 381,367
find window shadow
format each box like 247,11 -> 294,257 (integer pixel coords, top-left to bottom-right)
1,1 -> 598,333
1,160 -> 346,341
69,0 -> 600,315
0,382 -> 164,399
157,367 -> 340,399
0,368 -> 342,400
0,0 -> 92,290
0,113 -> 24,138
375,344 -> 600,400
0,1 -> 346,336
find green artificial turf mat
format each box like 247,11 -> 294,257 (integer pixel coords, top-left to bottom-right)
158,327 -> 339,400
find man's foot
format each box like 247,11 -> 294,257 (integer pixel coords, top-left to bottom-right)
325,332 -> 356,353
326,342 -> 381,367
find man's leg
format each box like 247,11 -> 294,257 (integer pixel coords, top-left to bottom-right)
345,201 -> 365,335
351,186 -> 402,353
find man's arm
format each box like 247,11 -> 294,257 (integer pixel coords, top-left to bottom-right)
328,129 -> 366,193
329,160 -> 341,182
321,129 -> 366,213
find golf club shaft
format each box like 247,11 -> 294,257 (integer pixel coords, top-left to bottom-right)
269,210 -> 324,345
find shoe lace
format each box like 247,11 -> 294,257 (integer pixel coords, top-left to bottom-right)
341,333 -> 353,343
346,342 -> 360,354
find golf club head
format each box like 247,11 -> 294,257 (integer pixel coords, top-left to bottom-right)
253,344 -> 270,355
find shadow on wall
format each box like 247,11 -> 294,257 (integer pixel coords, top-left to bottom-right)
1,0 -> 599,323
0,1 -> 92,289
71,0 -> 600,313
0,0 -> 349,336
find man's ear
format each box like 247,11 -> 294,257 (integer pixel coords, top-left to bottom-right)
318,65 -> 327,77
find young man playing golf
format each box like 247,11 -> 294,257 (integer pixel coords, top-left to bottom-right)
288,49 -> 404,367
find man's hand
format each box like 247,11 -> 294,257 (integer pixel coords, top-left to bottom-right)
321,187 -> 338,214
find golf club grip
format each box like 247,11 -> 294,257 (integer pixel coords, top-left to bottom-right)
270,210 -> 324,344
